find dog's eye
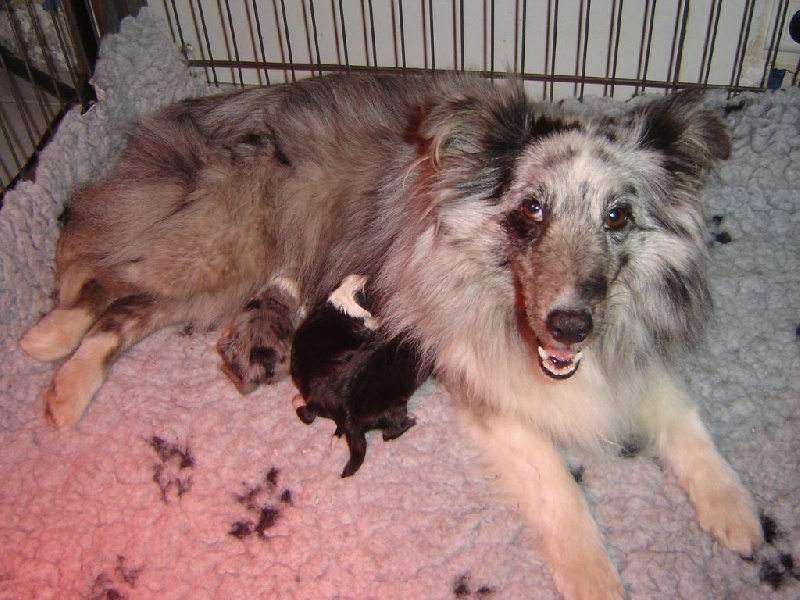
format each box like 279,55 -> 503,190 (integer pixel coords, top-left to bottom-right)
522,197 -> 544,222
604,206 -> 630,230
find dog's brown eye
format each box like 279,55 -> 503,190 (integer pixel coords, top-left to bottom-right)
604,206 -> 630,230
522,197 -> 544,222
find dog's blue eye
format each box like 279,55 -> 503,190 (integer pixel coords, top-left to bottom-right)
522,198 -> 544,222
605,206 -> 630,230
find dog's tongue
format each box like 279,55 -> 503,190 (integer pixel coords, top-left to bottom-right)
537,344 -> 583,379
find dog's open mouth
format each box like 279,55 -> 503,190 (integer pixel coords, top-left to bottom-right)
537,344 -> 583,379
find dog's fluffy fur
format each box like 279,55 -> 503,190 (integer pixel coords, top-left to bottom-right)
20,73 -> 763,599
290,274 -> 428,478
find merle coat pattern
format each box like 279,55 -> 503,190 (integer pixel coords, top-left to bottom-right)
21,74 -> 762,599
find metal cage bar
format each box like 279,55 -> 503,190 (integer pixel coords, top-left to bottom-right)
159,0 -> 789,99
0,0 -> 102,200
3,0 -> 796,202
0,0 -> 157,200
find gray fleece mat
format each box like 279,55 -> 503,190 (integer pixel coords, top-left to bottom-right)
0,9 -> 798,600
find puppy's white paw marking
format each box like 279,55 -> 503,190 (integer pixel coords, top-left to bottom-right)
43,332 -> 119,431
20,308 -> 94,362
690,476 -> 763,556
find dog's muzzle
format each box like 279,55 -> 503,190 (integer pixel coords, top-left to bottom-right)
536,309 -> 592,379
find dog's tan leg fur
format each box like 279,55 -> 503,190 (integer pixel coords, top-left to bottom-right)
465,412 -> 625,600
20,308 -> 95,362
43,331 -> 120,430
641,372 -> 763,556
28,289 -> 169,430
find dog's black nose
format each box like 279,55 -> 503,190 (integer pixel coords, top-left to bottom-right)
546,310 -> 593,344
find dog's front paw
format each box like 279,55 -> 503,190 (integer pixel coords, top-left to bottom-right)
217,298 -> 296,394
690,474 -> 763,556
549,542 -> 625,600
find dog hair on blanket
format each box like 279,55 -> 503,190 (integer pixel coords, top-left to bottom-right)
20,73 -> 764,599
290,275 -> 431,478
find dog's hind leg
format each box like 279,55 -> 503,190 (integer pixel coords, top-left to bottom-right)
20,308 -> 96,362
20,277 -> 110,362
42,293 -> 168,430
641,371 -> 763,556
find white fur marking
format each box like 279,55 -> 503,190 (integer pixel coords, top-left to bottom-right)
20,308 -> 95,362
463,410 -> 625,599
43,331 -> 120,430
271,275 -> 307,320
270,275 -> 301,301
328,274 -> 380,329
646,374 -> 763,556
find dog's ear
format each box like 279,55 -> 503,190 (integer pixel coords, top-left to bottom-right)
635,89 -> 731,185
407,80 -> 542,198
408,81 -> 534,170
409,96 -> 482,170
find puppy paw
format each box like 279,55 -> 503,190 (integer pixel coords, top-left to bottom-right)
293,396 -> 318,425
217,298 -> 296,393
382,415 -> 416,441
690,476 -> 763,556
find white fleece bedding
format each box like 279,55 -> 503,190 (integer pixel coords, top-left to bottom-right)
0,9 -> 797,600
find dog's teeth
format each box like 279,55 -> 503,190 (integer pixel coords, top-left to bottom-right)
537,344 -> 584,378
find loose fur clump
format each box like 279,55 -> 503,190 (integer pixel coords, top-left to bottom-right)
21,73 -> 762,599
148,435 -> 194,503
290,275 -> 431,477
229,466 -> 293,541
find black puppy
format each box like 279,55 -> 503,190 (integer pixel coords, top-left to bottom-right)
290,275 -> 431,477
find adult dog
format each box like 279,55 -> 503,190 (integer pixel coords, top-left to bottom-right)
20,73 -> 762,598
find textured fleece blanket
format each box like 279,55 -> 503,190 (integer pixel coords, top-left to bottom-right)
0,9 -> 798,600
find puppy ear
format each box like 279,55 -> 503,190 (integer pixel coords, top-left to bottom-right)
635,89 -> 731,184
